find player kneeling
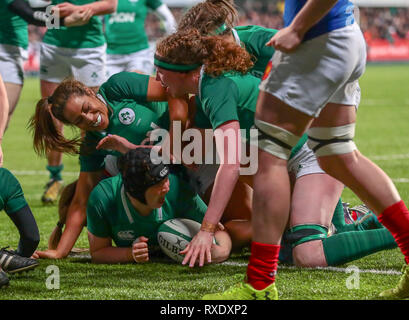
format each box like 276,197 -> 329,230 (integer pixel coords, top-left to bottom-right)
86,147 -> 231,265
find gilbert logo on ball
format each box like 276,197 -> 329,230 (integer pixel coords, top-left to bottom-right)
119,108 -> 136,125
157,219 -> 216,263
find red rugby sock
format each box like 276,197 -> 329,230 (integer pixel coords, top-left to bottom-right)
246,241 -> 280,290
378,200 -> 409,264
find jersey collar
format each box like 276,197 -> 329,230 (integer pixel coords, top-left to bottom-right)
121,185 -> 164,224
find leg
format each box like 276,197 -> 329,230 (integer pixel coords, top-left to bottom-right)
311,104 -> 401,214
3,82 -> 22,130
247,91 -> 314,290
309,103 -> 409,297
290,173 -> 344,267
41,80 -> 64,203
210,230 -> 232,264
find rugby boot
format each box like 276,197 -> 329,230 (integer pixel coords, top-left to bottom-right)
0,268 -> 9,288
203,279 -> 278,300
42,179 -> 64,204
379,264 -> 409,299
0,247 -> 39,274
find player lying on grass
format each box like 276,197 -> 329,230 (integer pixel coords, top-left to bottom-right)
87,147 -> 231,264
154,28 -> 398,270
0,168 -> 40,288
29,71 -> 185,259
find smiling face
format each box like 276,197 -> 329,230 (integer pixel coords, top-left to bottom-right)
144,177 -> 170,209
62,94 -> 109,131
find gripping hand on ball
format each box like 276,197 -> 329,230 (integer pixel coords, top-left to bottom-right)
132,236 -> 149,263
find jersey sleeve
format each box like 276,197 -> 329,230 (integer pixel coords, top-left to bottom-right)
146,0 -> 163,10
86,184 -> 112,239
99,72 -> 150,103
200,76 -> 240,130
0,168 -> 28,215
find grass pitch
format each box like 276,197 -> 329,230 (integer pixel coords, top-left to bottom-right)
1,64 -> 409,300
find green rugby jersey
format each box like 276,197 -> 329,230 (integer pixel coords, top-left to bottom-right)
80,72 -> 169,172
194,69 -> 307,158
233,25 -> 278,78
0,0 -> 28,49
42,0 -> 105,49
0,168 -> 28,214
104,0 -> 162,55
86,173 -> 206,247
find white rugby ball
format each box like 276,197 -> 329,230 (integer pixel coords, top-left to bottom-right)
157,218 -> 215,263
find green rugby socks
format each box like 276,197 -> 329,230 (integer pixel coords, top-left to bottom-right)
323,228 -> 397,266
46,164 -> 64,181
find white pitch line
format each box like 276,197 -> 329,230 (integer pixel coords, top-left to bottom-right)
370,153 -> 409,161
11,170 -> 79,177
221,261 -> 402,275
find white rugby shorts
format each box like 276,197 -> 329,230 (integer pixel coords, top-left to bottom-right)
39,42 -> 106,87
0,44 -> 27,85
106,47 -> 155,78
259,23 -> 366,117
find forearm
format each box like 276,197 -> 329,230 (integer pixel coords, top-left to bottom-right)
204,164 -> 240,226
91,246 -> 133,264
290,0 -> 339,36
54,204 -> 86,258
8,0 -> 62,27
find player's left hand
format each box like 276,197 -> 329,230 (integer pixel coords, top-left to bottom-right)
55,2 -> 78,17
180,230 -> 213,267
266,26 -> 303,53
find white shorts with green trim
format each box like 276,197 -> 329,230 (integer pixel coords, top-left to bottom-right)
259,23 -> 366,117
0,44 -> 27,85
287,143 -> 324,179
106,47 -> 154,78
39,42 -> 106,87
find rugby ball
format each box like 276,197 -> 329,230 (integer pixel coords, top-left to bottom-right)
157,218 -> 215,263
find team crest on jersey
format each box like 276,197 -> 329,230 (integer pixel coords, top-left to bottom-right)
262,60 -> 273,81
117,230 -> 135,241
119,108 -> 136,125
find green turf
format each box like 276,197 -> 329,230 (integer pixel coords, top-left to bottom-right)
1,64 -> 409,300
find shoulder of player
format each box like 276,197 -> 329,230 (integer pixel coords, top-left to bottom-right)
90,175 -> 121,204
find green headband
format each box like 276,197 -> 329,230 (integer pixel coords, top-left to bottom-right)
154,54 -> 201,72
212,23 -> 227,35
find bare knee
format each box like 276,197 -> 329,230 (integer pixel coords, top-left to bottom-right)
211,231 -> 232,263
317,151 -> 360,178
292,240 -> 328,268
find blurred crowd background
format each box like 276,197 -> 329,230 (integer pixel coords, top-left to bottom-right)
25,0 -> 409,74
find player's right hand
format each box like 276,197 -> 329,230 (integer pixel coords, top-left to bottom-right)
132,236 -> 149,263
266,26 -> 303,53
64,8 -> 92,27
